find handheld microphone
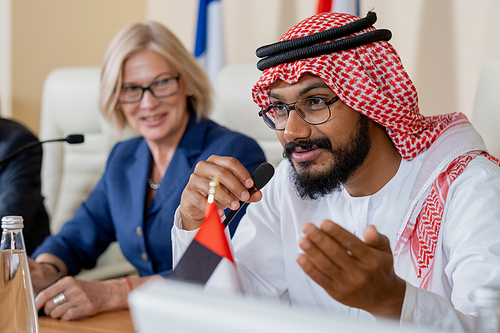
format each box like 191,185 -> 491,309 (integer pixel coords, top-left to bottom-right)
0,134 -> 85,165
224,162 -> 275,227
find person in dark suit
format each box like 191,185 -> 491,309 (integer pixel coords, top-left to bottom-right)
0,117 -> 50,255
29,21 -> 266,320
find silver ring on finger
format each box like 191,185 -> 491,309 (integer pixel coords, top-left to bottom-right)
52,292 -> 68,305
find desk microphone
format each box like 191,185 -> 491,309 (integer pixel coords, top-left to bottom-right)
224,162 -> 275,227
0,134 -> 85,165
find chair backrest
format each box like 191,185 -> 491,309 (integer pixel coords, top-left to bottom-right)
211,63 -> 283,167
39,67 -> 137,234
472,57 -> 500,158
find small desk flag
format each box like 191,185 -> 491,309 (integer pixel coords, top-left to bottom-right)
170,178 -> 242,293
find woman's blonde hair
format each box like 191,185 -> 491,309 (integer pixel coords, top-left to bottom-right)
99,21 -> 212,130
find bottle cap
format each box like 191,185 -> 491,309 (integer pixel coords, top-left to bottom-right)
1,216 -> 24,229
473,287 -> 500,307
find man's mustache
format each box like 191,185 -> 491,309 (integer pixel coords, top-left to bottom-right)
284,137 -> 333,157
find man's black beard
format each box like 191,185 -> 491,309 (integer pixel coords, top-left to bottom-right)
285,114 -> 371,200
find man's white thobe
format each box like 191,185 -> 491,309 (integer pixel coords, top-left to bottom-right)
173,125 -> 500,332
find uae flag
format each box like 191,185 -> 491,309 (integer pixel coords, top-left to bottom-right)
316,0 -> 360,16
170,192 -> 241,293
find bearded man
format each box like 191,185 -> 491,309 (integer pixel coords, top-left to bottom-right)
174,11 -> 500,332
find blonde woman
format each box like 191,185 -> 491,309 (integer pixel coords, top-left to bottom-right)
29,22 -> 265,320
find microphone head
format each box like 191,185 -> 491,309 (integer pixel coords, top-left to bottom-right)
252,162 -> 275,190
65,134 -> 84,144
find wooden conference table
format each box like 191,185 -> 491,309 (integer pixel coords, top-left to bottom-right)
39,309 -> 135,333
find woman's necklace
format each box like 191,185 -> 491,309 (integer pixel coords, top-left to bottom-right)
147,178 -> 160,190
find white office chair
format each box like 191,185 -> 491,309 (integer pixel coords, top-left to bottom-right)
211,63 -> 283,167
39,67 -> 137,280
472,57 -> 500,158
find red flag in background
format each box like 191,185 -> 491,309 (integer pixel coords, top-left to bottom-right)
316,0 -> 360,16
170,179 -> 241,294
316,0 -> 333,14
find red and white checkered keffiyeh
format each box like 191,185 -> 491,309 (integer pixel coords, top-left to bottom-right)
252,12 -> 500,288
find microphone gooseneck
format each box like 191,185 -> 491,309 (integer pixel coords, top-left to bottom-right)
223,162 -> 275,227
0,134 -> 85,165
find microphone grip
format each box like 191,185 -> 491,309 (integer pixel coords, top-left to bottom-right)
222,162 -> 274,228
223,185 -> 257,228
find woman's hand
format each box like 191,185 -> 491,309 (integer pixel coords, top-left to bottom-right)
29,256 -> 66,294
35,277 -> 130,321
179,155 -> 262,231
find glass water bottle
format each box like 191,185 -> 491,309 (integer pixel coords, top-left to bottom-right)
474,286 -> 500,333
0,215 -> 39,332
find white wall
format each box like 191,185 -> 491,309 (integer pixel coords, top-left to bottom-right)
365,0 -> 500,119
9,0 -> 145,133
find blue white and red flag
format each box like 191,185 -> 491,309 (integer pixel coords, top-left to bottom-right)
194,0 -> 225,85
